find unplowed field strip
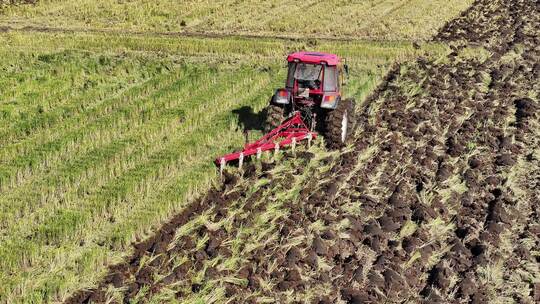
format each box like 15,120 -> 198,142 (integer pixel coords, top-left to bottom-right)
0,25 -> 412,43
0,0 -> 474,41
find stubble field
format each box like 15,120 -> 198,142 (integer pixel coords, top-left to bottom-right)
0,0 -> 473,40
1,0 -> 538,303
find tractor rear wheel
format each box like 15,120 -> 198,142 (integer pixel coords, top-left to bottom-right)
264,104 -> 286,133
324,98 -> 356,149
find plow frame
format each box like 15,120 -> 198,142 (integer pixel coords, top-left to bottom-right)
215,111 -> 317,172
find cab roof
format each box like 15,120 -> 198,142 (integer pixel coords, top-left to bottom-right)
287,51 -> 340,66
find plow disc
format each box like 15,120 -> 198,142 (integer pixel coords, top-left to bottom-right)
215,112 -> 317,173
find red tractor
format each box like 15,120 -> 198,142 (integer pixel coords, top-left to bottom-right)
216,51 -> 355,170
265,51 -> 355,148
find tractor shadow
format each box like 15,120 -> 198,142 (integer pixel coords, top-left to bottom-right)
232,106 -> 266,133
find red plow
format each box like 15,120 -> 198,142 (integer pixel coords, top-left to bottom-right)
215,112 -> 317,174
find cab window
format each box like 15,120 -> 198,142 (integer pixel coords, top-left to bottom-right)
287,62 -> 324,90
286,62 -> 296,88
323,66 -> 338,92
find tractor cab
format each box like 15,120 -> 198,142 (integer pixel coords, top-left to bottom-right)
280,52 -> 347,109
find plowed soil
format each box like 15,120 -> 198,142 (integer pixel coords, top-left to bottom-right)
67,0 -> 539,303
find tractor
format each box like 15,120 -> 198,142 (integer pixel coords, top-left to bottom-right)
265,51 -> 355,148
215,51 -> 355,170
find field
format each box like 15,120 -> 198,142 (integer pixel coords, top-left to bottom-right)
1,0 -> 539,303
0,30 -> 443,303
0,0 -> 474,40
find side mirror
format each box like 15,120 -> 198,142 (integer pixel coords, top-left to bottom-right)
342,65 -> 350,87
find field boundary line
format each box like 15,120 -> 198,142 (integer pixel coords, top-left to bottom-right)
0,24 -> 421,44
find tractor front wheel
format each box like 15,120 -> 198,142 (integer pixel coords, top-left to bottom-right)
324,98 -> 356,149
264,104 -> 286,133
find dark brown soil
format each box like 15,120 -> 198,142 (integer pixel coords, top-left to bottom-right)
66,0 -> 539,303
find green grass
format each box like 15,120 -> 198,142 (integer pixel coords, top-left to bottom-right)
0,31 -> 446,303
1,0 -> 473,40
